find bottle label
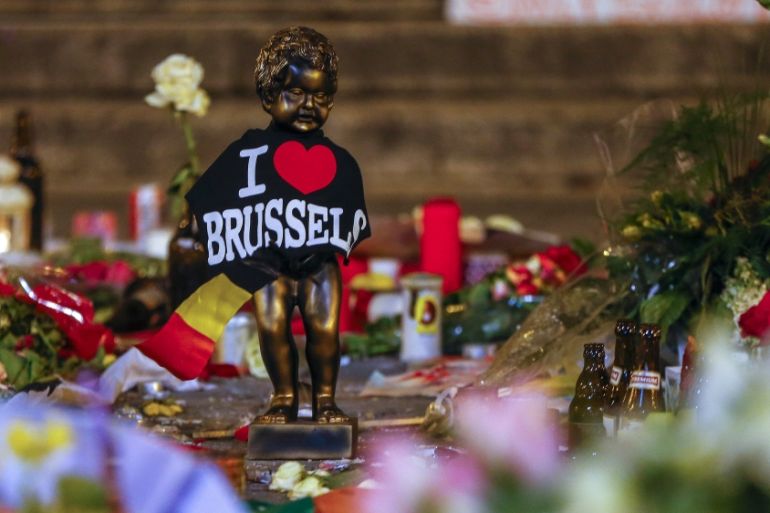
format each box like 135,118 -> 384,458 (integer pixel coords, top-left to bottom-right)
629,370 -> 661,390
609,366 -> 622,386
603,413 -> 618,438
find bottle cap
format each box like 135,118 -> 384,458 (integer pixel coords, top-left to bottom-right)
638,323 -> 662,341
615,318 -> 637,337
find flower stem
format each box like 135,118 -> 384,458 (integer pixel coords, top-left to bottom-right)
179,111 -> 200,175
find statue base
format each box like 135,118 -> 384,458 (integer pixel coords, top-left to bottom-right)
246,419 -> 358,460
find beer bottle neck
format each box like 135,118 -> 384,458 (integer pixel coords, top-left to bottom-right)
10,112 -> 34,157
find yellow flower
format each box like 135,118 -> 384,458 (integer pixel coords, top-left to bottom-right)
142,401 -> 184,417
650,190 -> 664,206
621,225 -> 642,241
680,211 -> 702,230
102,353 -> 117,367
0,361 -> 6,383
759,133 -> 770,147
289,476 -> 330,500
7,420 -> 73,464
270,461 -> 305,492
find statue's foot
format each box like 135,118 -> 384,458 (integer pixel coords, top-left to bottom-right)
314,399 -> 350,424
255,399 -> 297,424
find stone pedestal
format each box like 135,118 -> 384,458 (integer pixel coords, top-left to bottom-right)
246,420 -> 358,460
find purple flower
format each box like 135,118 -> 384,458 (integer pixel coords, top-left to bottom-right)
454,390 -> 561,484
361,437 -> 487,513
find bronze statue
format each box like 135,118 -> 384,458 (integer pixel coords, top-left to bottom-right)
249,27 -> 366,426
140,27 -> 368,453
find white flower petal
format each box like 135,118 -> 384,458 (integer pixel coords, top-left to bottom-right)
144,92 -> 170,108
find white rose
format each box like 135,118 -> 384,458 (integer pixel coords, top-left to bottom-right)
146,54 -> 209,114
151,54 -> 203,90
269,461 -> 305,492
176,88 -> 210,117
288,476 -> 329,500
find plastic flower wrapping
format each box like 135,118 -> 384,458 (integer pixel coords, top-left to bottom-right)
0,274 -> 115,390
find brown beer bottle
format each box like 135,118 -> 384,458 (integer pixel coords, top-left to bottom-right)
619,323 -> 665,432
9,110 -> 44,251
603,319 -> 636,437
568,343 -> 609,452
167,203 -> 208,309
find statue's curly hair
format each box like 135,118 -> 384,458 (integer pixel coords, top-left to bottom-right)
254,26 -> 338,104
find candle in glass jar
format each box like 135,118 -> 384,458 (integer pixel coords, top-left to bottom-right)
0,155 -> 32,253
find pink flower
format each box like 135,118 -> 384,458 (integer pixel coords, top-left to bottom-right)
361,437 -> 487,513
454,390 -> 561,484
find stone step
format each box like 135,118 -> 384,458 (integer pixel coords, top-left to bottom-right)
0,96 -> 682,240
0,22 -> 765,99
0,0 -> 443,22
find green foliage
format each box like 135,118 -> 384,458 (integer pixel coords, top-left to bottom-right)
343,316 -> 401,358
0,296 -> 107,388
609,91 -> 770,337
48,238 -> 166,278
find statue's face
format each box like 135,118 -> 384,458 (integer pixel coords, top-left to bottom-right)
263,61 -> 335,133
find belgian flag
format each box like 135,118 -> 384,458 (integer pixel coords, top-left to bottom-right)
136,274 -> 251,380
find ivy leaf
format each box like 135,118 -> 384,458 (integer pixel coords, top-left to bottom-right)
640,290 -> 690,332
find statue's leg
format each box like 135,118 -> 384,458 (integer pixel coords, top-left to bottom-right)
253,275 -> 298,423
298,259 -> 349,423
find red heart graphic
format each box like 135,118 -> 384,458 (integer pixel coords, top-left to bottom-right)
273,141 -> 337,195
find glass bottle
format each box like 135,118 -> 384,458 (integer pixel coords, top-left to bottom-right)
167,203 -> 208,310
9,110 -> 44,251
568,343 -> 610,451
619,323 -> 665,432
603,319 -> 636,437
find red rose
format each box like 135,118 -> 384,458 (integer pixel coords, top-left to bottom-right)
506,264 -> 532,286
516,282 -> 539,296
739,291 -> 770,344
15,335 -> 34,351
104,260 -> 136,286
544,245 -> 586,276
0,282 -> 16,297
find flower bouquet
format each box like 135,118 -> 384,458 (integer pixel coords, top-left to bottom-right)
483,88 -> 770,386
0,277 -> 114,389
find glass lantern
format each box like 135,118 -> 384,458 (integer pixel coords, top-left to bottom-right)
0,155 -> 33,253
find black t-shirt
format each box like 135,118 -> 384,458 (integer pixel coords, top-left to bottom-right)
186,124 -> 370,292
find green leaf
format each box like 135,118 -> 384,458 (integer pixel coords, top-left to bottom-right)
57,476 -> 110,512
246,498 -> 315,513
0,347 -> 27,387
639,290 -> 690,331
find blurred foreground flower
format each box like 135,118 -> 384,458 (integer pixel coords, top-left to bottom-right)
455,392 -> 560,484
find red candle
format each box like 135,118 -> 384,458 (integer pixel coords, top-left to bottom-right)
420,197 -> 462,293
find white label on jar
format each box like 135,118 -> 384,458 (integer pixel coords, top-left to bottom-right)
629,370 -> 661,390
603,413 -> 618,438
609,366 -> 622,386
